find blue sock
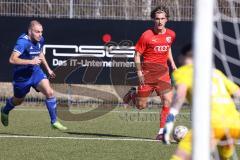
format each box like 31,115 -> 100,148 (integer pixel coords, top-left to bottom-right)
2,98 -> 15,114
45,97 -> 57,124
166,113 -> 175,123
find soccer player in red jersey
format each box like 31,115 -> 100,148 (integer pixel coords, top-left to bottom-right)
123,6 -> 177,140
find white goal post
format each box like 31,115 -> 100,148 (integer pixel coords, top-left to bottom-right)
192,0 -> 215,159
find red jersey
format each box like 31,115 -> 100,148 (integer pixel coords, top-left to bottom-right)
135,28 -> 176,65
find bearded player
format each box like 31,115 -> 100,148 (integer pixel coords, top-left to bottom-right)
123,6 -> 177,140
1,20 -> 67,130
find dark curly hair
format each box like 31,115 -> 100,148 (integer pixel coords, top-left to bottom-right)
180,44 -> 192,57
150,6 -> 169,19
178,44 -> 193,66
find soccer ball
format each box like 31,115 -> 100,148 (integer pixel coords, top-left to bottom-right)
173,125 -> 188,142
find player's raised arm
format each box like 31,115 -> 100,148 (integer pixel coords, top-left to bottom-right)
9,51 -> 41,65
168,48 -> 177,70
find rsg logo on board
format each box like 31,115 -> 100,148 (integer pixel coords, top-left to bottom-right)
43,44 -> 135,58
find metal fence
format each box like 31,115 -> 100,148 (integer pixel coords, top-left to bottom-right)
0,0 -> 193,21
0,0 -> 239,21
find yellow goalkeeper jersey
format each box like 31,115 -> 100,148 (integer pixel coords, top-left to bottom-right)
173,64 -> 239,110
173,64 -> 240,138
170,64 -> 240,160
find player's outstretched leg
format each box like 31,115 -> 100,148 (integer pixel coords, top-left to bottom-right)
45,97 -> 67,131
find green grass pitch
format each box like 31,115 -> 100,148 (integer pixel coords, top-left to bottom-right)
0,106 -> 239,160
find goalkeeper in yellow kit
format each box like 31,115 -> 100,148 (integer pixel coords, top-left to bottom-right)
163,45 -> 240,160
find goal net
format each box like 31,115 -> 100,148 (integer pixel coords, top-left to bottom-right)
213,1 -> 240,159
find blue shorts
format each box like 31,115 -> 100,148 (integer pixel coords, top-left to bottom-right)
13,69 -> 47,98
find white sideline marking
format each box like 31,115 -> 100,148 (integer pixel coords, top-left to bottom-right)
0,135 -> 157,142
13,108 -> 190,115
0,135 -> 238,145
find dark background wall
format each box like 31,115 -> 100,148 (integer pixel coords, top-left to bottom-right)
6,17 -> 233,85
0,17 -> 193,84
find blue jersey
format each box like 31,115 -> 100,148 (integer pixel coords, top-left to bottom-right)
13,33 -> 44,82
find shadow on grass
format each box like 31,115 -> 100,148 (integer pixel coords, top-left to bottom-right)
65,131 -> 153,140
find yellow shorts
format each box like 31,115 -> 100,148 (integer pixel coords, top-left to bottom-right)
175,110 -> 240,158
212,109 -> 240,139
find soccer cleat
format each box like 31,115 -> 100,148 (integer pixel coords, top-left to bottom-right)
1,107 -> 9,127
51,121 -> 67,131
155,134 -> 164,141
123,87 -> 136,105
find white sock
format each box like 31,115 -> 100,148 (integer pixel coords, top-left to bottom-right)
170,108 -> 179,116
164,122 -> 174,144
165,121 -> 174,135
158,128 -> 164,134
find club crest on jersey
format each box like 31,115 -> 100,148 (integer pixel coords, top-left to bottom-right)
166,36 -> 172,43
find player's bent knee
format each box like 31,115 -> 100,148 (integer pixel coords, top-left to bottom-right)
45,89 -> 54,98
161,92 -> 173,105
14,101 -> 22,106
162,98 -> 172,106
12,98 -> 24,106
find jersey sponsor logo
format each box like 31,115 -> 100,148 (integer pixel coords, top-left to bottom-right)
166,36 -> 172,43
29,51 -> 40,55
154,45 -> 169,52
43,44 -> 135,58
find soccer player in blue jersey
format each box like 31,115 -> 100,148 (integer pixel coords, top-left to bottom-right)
1,20 -> 67,130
